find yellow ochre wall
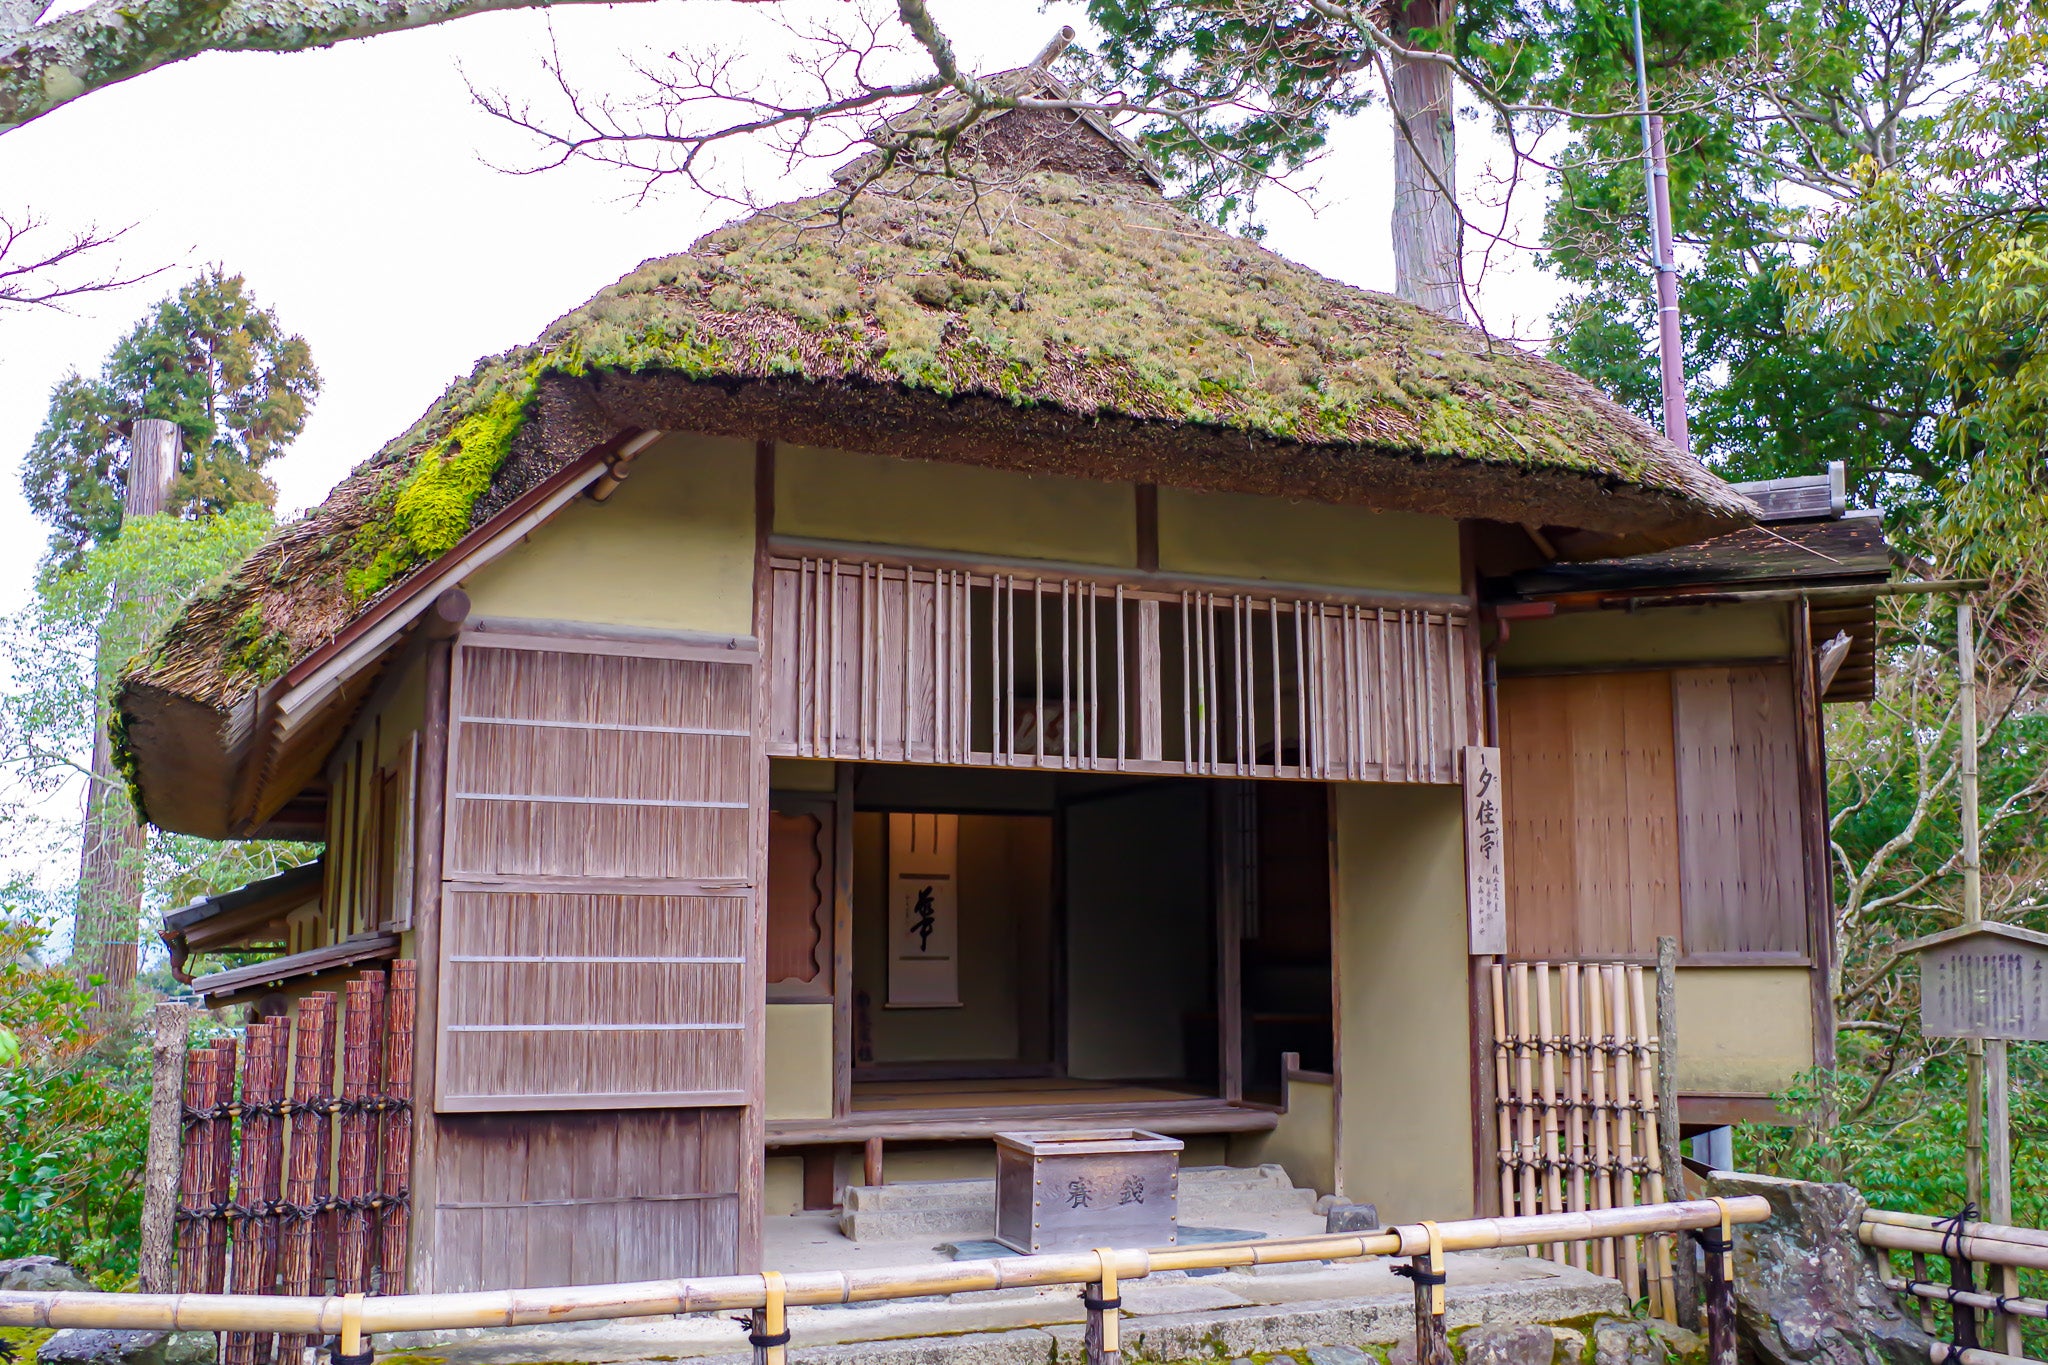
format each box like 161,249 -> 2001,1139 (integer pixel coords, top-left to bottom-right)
461,433 -> 756,636
1675,968 -> 1813,1094
775,446 -> 1137,566
1496,601 -> 1788,671
1333,784 -> 1474,1222
1232,1075 -> 1337,1196
765,1004 -> 834,1120
1157,488 -> 1463,596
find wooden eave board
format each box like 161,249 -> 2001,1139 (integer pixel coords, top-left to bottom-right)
1497,516 -> 1891,598
1902,921 -> 2048,955
190,932 -> 400,1000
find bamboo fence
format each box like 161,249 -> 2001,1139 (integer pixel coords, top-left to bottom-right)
1490,961 -> 1677,1320
1863,1208 -> 2048,1363
172,963 -> 417,1364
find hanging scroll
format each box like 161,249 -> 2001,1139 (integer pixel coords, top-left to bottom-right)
888,812 -> 960,1008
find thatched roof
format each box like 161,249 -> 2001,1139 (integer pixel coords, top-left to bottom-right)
115,89 -> 1754,835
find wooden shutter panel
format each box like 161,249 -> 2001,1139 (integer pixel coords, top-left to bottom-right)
766,798 -> 834,1000
435,633 -> 758,1112
1499,673 -> 1680,959
1673,665 -> 1808,956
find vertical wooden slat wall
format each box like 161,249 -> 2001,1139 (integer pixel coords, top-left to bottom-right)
1499,664 -> 1811,962
1497,674 -> 1680,960
427,631 -> 754,1290
1672,665 -> 1808,956
765,554 -> 1470,782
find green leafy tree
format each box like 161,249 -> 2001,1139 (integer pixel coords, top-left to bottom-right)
21,268 -> 319,568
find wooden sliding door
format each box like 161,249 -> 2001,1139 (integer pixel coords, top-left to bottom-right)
427,630 -> 759,1290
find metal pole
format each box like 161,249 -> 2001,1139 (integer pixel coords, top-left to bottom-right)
1627,1 -> 1690,453
1958,600 -> 1986,1212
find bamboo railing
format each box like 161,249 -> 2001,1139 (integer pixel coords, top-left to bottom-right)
1,1197 -> 1764,1365
1863,1208 -> 2048,1364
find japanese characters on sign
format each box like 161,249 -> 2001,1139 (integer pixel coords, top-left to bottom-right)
1464,745 -> 1507,956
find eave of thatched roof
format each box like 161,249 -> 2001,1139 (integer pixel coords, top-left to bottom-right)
116,126 -> 1756,836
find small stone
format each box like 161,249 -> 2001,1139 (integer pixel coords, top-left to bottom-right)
0,1256 -> 92,1293
37,1329 -> 179,1365
1590,1319 -> 1659,1365
1307,1347 -> 1373,1365
1389,1339 -> 1418,1365
1648,1322 -> 1704,1364
1463,1323 -> 1558,1365
1325,1201 -> 1382,1234
1550,1326 -> 1589,1364
160,1334 -> 217,1365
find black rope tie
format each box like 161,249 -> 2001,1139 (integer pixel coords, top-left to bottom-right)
1939,1202 -> 1981,1354
733,1316 -> 792,1350
1080,1291 -> 1123,1313
329,1348 -> 374,1365
1392,1264 -> 1449,1288
1689,1229 -> 1736,1257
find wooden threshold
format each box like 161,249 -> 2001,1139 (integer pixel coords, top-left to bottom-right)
765,1099 -> 1276,1147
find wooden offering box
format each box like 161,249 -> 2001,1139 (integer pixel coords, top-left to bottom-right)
993,1128 -> 1184,1254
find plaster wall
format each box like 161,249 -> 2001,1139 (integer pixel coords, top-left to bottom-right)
1675,967 -> 1814,1094
1333,784 -> 1474,1223
460,433 -> 756,637
775,445 -> 1136,566
1231,1075 -> 1336,1196
1156,488 -> 1463,596
1496,602 -> 1789,670
766,1003 -> 834,1120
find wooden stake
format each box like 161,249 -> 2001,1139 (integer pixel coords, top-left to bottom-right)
749,1270 -> 788,1365
139,1001 -> 192,1292
1656,936 -> 1698,1330
1701,1200 -> 1737,1365
1404,1221 -> 1453,1365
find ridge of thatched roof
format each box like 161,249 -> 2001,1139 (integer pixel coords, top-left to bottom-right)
117,134 -> 1754,830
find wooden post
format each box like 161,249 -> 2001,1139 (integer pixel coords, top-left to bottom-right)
748,1270 -> 788,1365
864,1137 -> 884,1189
1656,937 -> 1698,1330
1699,1201 -> 1737,1365
1083,1250 -> 1121,1365
1400,1222 -> 1452,1365
138,1001 -> 191,1292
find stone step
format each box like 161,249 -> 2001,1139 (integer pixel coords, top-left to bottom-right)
838,1164 -> 1314,1242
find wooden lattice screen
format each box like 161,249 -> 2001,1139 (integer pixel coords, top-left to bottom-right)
1489,961 -> 1677,1321
766,553 -> 1472,782
174,963 -> 416,1362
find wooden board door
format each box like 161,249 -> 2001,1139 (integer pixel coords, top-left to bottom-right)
426,630 -> 760,1290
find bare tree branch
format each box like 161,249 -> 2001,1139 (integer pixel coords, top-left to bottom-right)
0,212 -> 166,311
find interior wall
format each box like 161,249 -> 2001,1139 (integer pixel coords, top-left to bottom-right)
775,445 -> 1137,566
460,433 -> 757,636
852,811 -> 1054,1064
1333,783 -> 1474,1222
1156,487 -> 1463,595
1065,783 -> 1214,1081
765,1003 -> 833,1119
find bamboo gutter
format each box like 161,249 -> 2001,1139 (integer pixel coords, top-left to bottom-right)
0,1199 -> 1766,1336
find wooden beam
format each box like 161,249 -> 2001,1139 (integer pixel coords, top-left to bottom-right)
1790,598 -> 1837,1071
407,633 -> 453,1291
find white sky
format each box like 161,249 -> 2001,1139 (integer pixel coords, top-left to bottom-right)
0,0 -> 1568,882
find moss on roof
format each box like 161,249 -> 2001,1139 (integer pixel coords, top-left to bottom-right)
122,162 -> 1748,721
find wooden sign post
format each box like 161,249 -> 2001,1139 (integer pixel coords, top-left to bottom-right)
1907,922 -> 2048,1042
1463,746 -> 1506,956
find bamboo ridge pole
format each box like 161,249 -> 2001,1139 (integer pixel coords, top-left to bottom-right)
0,1200 -> 1770,1335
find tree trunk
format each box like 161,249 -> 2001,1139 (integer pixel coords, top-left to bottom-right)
1388,0 -> 1463,322
70,417 -> 177,1026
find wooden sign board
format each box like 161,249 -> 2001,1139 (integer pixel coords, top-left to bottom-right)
1909,923 -> 2048,1041
1463,745 -> 1507,956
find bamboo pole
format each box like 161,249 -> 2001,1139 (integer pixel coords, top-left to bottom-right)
1606,967 -> 1641,1303
1586,971 -> 1615,1278
1957,599 -> 1987,1214
0,1200 -> 1772,1336
1488,964 -> 1516,1218
1563,963 -> 1589,1272
1513,964 -> 1538,1224
1863,1209 -> 2048,1249
1859,1222 -> 2048,1272
1534,962 -> 1565,1263
1883,1278 -> 2048,1321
